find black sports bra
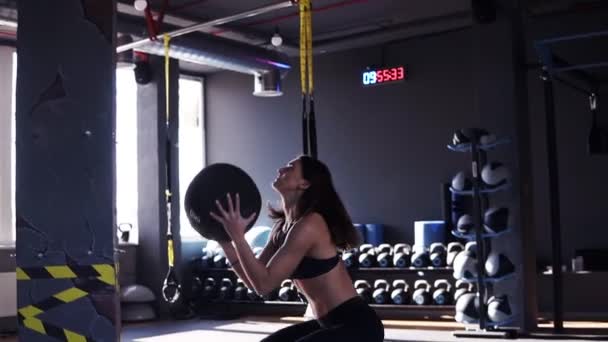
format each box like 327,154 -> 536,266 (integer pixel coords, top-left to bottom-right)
272,220 -> 340,280
291,254 -> 340,280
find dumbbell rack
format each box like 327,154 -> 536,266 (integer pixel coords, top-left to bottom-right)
448,132 -> 516,338
191,265 -> 457,320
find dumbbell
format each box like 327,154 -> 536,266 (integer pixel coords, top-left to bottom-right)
217,278 -> 234,301
412,280 -> 432,305
233,279 -> 248,301
411,248 -> 430,268
454,279 -> 473,302
390,280 -> 410,305
432,279 -> 453,305
213,254 -> 228,268
278,280 -> 297,301
447,242 -> 464,267
430,243 -> 447,267
358,244 -> 376,268
202,277 -> 218,299
354,280 -> 372,303
372,279 -> 391,304
376,244 -> 393,268
393,243 -> 411,268
342,248 -> 358,268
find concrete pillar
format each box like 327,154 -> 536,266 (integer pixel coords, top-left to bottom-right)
16,1 -> 119,340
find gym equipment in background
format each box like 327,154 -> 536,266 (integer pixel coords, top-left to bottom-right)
355,280 -> 373,303
483,207 -> 510,234
430,243 -> 447,267
447,242 -> 464,267
372,279 -> 391,304
455,293 -> 480,324
412,280 -> 432,305
481,162 -> 511,189
358,244 -> 376,268
485,251 -> 515,278
120,285 -> 157,322
184,163 -> 262,242
447,128 -> 517,335
487,295 -> 514,323
376,244 -> 393,267
432,279 -> 453,305
452,241 -> 478,280
393,243 -> 412,268
390,280 -> 410,304
456,214 -> 474,234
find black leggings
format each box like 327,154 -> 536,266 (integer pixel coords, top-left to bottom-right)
261,296 -> 384,342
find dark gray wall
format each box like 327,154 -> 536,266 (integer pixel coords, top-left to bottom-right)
205,9 -> 608,265
206,28 -> 480,244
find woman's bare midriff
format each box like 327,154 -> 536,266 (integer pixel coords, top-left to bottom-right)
294,261 -> 359,318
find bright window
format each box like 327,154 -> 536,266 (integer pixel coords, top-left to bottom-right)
179,76 -> 205,240
0,48 -> 16,245
115,68 -> 139,244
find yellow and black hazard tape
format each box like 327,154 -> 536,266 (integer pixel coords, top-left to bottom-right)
17,263 -> 116,342
19,315 -> 95,342
17,263 -> 116,285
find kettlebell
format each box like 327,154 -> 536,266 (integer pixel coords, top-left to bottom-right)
372,279 -> 391,304
430,243 -> 447,267
411,248 -> 430,268
393,243 -> 411,268
454,279 -> 473,302
376,244 -> 393,268
233,279 -> 248,301
412,280 -> 432,305
202,277 -> 218,299
432,279 -> 453,305
447,242 -> 464,267
278,279 -> 297,301
358,244 -> 376,268
342,248 -> 358,268
218,278 -> 234,301
354,280 -> 372,303
390,280 -> 410,305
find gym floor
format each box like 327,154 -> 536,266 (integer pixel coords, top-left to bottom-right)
118,317 -> 608,342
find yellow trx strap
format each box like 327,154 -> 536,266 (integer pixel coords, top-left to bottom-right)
163,33 -> 174,268
299,0 -> 317,158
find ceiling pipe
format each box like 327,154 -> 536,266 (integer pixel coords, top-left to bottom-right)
117,0 -> 295,53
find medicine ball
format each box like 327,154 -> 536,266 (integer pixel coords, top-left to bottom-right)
487,295 -> 513,323
456,214 -> 474,234
485,251 -> 515,278
455,293 -> 480,324
484,207 -> 509,234
453,242 -> 477,280
481,162 -> 510,188
184,163 -> 261,242
452,172 -> 472,191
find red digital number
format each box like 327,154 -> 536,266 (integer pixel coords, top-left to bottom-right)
383,69 -> 390,81
377,70 -> 384,82
397,67 -> 404,80
391,68 -> 397,80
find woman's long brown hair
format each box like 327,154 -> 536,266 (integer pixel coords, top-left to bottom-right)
268,156 -> 361,251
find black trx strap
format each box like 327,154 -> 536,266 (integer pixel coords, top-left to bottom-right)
300,0 -> 317,159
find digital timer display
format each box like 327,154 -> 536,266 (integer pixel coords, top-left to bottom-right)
362,66 -> 406,86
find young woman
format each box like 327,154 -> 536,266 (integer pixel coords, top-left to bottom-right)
210,155 -> 384,341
